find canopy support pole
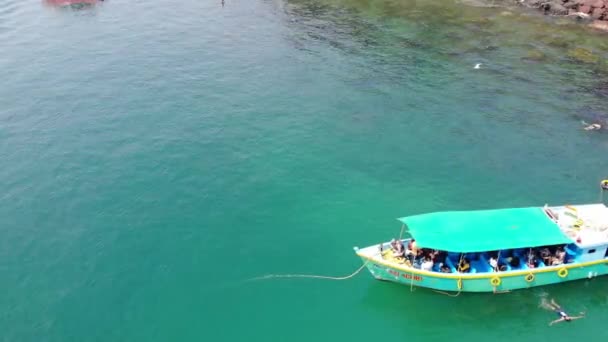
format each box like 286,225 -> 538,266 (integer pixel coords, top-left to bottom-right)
458,253 -> 465,272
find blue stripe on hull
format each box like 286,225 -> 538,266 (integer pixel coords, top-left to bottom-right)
362,258 -> 608,292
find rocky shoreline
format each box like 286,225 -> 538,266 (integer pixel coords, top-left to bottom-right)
520,0 -> 608,31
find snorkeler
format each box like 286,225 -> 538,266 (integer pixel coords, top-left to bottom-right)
540,298 -> 585,326
583,122 -> 602,131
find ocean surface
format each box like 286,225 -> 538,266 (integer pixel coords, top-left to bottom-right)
2,0 -> 608,340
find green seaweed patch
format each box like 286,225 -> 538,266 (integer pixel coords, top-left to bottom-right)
522,49 -> 548,61
567,47 -> 600,64
546,37 -> 572,49
462,16 -> 493,28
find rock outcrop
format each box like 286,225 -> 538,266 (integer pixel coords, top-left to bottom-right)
520,0 -> 608,30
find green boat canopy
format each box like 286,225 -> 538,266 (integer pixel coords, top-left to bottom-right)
397,207 -> 573,253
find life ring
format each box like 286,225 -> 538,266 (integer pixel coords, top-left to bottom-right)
525,273 -> 535,282
457,278 -> 463,290
490,276 -> 501,287
558,268 -> 568,278
602,180 -> 608,190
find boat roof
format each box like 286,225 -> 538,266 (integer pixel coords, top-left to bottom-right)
550,203 -> 608,248
398,207 -> 573,252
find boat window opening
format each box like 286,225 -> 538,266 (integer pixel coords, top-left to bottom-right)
384,244 -> 580,274
588,249 -> 596,254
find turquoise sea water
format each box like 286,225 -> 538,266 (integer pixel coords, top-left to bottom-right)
2,0 -> 608,340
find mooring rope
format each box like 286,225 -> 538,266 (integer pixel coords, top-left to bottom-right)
247,260 -> 370,282
433,290 -> 461,297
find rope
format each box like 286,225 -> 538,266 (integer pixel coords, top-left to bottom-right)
399,224 -> 406,240
247,260 -> 369,282
410,272 -> 415,292
434,290 -> 461,297
493,287 -> 510,294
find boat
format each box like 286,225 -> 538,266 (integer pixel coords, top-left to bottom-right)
354,203 -> 608,293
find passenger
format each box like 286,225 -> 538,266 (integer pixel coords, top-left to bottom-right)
583,122 -> 601,131
540,247 -> 551,265
421,256 -> 434,271
497,260 -> 508,272
458,258 -> 471,273
393,240 -> 405,258
556,246 -> 566,260
525,250 -> 537,268
527,254 -> 539,268
413,250 -> 424,268
552,247 -> 566,266
440,264 -> 451,273
408,239 -> 418,255
510,256 -> 521,268
540,298 -> 585,326
489,256 -> 498,271
434,251 -> 447,265
551,256 -> 563,266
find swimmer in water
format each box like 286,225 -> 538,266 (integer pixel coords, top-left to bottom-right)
540,298 -> 585,326
582,121 -> 602,131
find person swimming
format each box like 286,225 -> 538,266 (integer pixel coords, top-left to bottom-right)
583,122 -> 602,131
580,111 -> 608,131
540,298 -> 585,326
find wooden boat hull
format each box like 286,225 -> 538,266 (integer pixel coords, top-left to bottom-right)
357,252 -> 608,292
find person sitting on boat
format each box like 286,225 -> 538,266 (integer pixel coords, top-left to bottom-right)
390,239 -> 397,250
540,298 -> 585,326
489,256 -> 498,271
433,251 -> 447,263
540,247 -> 551,265
440,263 -> 451,273
527,253 -> 539,268
432,251 -> 447,271
551,247 -> 566,266
410,248 -> 425,268
524,250 -> 537,268
458,258 -> 471,273
509,256 -> 521,268
393,240 -> 405,259
556,246 -> 566,261
407,239 -> 418,256
421,256 -> 434,271
403,240 -> 417,264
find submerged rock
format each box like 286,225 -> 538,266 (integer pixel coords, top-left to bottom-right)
564,0 -> 580,9
542,1 -> 570,14
568,11 -> 591,18
523,49 -> 548,61
567,47 -> 600,63
589,19 -> 608,30
516,0 -> 608,27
